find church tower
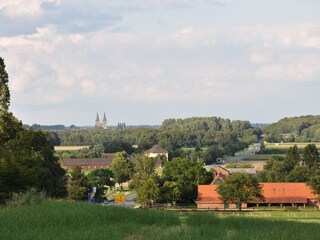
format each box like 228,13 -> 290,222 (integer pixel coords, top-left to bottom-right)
102,112 -> 108,129
95,112 -> 100,127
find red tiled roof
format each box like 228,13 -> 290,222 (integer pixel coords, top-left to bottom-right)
198,183 -> 318,204
257,182 -> 317,204
198,185 -> 223,204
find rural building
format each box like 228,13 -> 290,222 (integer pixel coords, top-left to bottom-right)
61,153 -> 114,170
197,183 -> 319,209
213,166 -> 257,183
146,145 -> 169,168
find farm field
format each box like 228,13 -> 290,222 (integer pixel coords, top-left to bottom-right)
231,160 -> 266,171
265,142 -> 320,149
1,201 -> 320,240
54,146 -> 89,151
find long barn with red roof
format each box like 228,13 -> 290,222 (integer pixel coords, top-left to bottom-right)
197,183 -> 319,209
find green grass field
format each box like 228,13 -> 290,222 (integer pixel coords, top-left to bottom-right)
241,154 -> 285,161
1,201 -> 320,240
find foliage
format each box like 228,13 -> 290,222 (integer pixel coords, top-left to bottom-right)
0,57 -> 10,111
263,115 -> 320,142
110,151 -> 133,188
162,157 -> 213,202
87,169 -> 114,202
217,172 -> 262,210
303,144 -> 319,171
308,171 -> 320,195
260,144 -> 320,189
0,57 -> 67,203
285,165 -> 310,182
55,117 -> 259,158
131,154 -> 159,207
135,178 -> 160,207
67,167 -> 88,201
159,181 -> 181,204
0,129 -> 67,202
5,188 -> 46,208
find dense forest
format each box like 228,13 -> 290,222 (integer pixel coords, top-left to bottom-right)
263,115 -> 320,142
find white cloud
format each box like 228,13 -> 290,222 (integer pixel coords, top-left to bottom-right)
0,0 -> 44,17
81,80 -> 96,96
1,0 -> 320,125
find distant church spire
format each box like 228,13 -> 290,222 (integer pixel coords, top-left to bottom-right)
95,112 -> 100,127
94,112 -> 108,129
102,112 -> 108,129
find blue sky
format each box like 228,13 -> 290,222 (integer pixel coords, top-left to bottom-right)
0,0 -> 320,126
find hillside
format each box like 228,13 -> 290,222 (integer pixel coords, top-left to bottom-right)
263,115 -> 320,142
1,201 -> 320,240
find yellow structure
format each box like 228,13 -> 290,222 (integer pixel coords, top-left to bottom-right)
115,195 -> 125,203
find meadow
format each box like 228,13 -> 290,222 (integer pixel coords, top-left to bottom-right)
1,201 -> 320,240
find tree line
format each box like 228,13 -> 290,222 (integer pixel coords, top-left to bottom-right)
263,115 -> 320,142
56,118 -> 261,148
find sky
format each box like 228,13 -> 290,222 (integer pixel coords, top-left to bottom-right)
1,0 -> 320,126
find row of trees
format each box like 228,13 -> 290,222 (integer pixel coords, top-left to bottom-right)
259,144 -> 320,193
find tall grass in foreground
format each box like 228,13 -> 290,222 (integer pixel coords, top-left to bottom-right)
1,201 -> 319,240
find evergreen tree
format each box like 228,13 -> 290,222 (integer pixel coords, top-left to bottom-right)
303,144 -> 319,171
67,167 -> 88,201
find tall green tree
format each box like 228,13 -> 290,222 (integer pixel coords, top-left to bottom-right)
67,167 -> 88,201
308,170 -> 320,196
162,157 -> 212,202
135,178 -> 160,207
217,172 -> 262,211
0,57 -> 67,203
0,57 -> 10,111
131,154 -> 159,207
285,165 -> 309,182
303,144 -> 319,171
110,151 -> 132,190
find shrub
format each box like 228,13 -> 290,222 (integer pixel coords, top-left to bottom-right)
5,188 -> 46,208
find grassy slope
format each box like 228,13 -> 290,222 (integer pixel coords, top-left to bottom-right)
1,201 -> 320,240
